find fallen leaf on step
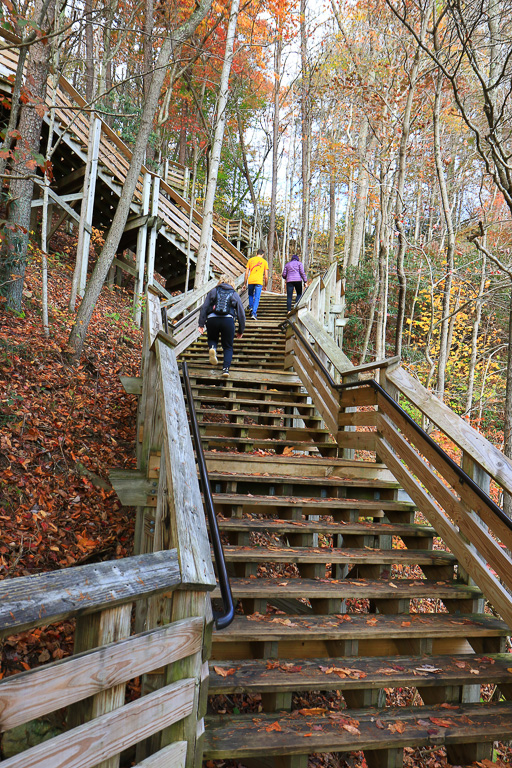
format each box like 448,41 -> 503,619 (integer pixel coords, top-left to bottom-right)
440,703 -> 459,709
388,581 -> 397,588
278,581 -> 288,586
299,708 -> 327,716
416,665 -> 442,673
387,721 -> 405,733
366,617 -> 378,625
375,719 -> 385,729
213,666 -> 236,677
470,668 -> 480,674
453,661 -> 467,668
342,723 -> 361,735
401,621 -> 411,626
429,717 -> 454,727
265,721 -> 282,732
282,446 -> 294,456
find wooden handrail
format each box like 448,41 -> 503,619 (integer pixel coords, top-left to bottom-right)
386,365 -> 512,498
285,320 -> 512,629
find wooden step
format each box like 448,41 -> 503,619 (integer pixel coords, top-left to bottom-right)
212,577 -> 481,603
200,436 -> 337,454
195,396 -> 315,411
215,517 -> 433,539
219,546 -> 454,567
204,701 -> 512,760
187,367 -> 300,385
198,407 -> 322,424
208,471 -> 399,490
212,493 -> 413,514
209,652 -> 512,694
198,423 -> 334,441
211,613 -> 509,650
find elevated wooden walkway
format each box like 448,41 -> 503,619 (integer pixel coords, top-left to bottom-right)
177,291 -> 512,767
0,31 -> 246,299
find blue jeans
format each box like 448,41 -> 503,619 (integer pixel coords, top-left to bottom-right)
248,284 -> 262,317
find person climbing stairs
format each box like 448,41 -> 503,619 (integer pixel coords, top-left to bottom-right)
181,292 -> 512,768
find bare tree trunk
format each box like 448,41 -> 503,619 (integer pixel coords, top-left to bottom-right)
194,0 -> 240,288
0,0 -> 56,311
85,0 -> 94,103
267,28 -> 283,285
433,66 -> 456,400
394,3 -> 430,356
328,171 -> 336,263
347,123 -> 373,268
300,0 -> 310,269
67,0 -> 213,357
504,289 -> 512,520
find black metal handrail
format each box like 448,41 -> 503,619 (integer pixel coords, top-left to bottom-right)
181,360 -> 235,629
286,318 -> 512,535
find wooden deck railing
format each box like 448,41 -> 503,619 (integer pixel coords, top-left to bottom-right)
109,287 -> 218,765
294,262 -> 346,342
1,287 -> 218,767
285,313 -> 512,630
0,550 -> 206,768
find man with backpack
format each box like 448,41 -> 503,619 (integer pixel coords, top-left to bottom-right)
198,275 -> 245,378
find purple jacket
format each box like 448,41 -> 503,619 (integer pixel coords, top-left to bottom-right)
282,256 -> 307,283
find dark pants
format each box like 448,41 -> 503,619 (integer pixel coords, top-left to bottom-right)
207,315 -> 235,368
286,281 -> 303,311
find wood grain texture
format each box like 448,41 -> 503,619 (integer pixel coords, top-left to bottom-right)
376,437 -> 512,629
377,416 -> 512,587
212,576 -> 480,601
109,469 -> 158,506
204,701 -> 512,759
376,394 -> 512,552
211,613 -> 509,644
134,742 -> 187,767
0,617 -> 202,732
0,550 -> 180,637
209,653 -> 512,694
0,678 -> 195,768
156,339 -> 216,588
386,366 -> 512,495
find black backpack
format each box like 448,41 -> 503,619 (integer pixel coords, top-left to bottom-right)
214,286 -> 235,315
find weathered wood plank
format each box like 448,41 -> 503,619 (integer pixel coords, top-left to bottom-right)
209,653 -> 512,694
204,701 -> 512,759
295,311 -> 353,374
376,436 -> 512,629
377,414 -> 512,591
155,339 -> 216,588
287,339 -> 339,435
376,395 -> 512,551
134,742 -> 187,767
211,612 -> 509,643
213,576 -> 480,601
119,375 -> 143,395
386,366 -> 512,495
0,617 -> 202,732
0,550 -> 180,637
109,469 -> 158,506
0,678 -> 195,768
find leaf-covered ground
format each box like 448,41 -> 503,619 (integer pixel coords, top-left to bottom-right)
0,245 -> 141,674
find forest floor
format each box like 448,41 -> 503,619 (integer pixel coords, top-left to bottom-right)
0,242 -> 141,674
0,245 -> 511,768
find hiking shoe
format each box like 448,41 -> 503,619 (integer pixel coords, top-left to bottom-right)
221,367 -> 230,378
251,314 -> 257,320
209,347 -> 218,366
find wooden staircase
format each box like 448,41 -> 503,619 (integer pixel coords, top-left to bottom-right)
181,294 -> 512,768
